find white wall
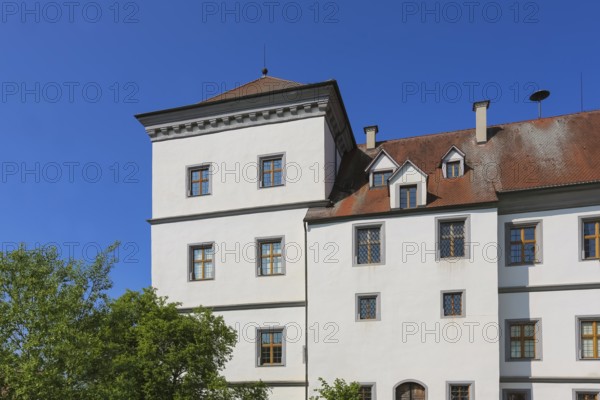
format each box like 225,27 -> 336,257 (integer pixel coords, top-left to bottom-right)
152,117 -> 330,219
306,209 -> 500,400
389,163 -> 427,208
151,208 -> 307,307
498,206 -> 600,287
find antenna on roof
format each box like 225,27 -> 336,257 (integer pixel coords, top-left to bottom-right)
262,44 -> 268,77
529,90 -> 550,119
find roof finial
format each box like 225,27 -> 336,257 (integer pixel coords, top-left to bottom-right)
262,44 -> 268,77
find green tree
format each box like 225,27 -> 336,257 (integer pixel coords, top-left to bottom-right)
0,244 -> 115,399
98,288 -> 268,400
310,378 -> 361,400
0,245 -> 269,400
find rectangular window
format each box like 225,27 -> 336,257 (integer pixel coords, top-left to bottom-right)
357,294 -> 379,321
258,329 -> 284,366
509,225 -> 538,265
260,156 -> 283,188
189,166 -> 210,196
372,170 -> 392,187
190,244 -> 214,280
440,221 -> 465,258
580,319 -> 600,359
583,220 -> 600,259
446,161 -> 460,178
356,226 -> 382,265
449,384 -> 470,400
509,321 -> 538,359
258,240 -> 283,276
443,292 -> 464,317
503,390 -> 530,400
577,393 -> 599,400
400,185 -> 418,209
359,385 -> 373,400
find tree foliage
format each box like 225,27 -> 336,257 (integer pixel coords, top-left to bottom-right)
309,378 -> 361,400
0,245 -> 269,400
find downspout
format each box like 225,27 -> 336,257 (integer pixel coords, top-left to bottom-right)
304,220 -> 309,400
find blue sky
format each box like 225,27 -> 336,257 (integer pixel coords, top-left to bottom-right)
1,0 -> 598,297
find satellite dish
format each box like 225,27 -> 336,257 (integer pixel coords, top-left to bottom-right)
529,90 -> 551,118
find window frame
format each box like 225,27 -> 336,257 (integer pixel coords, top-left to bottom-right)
371,170 -> 393,188
435,216 -> 471,261
576,315 -> 600,361
399,184 -> 419,209
505,318 -> 543,361
441,290 -> 466,318
446,161 -> 461,179
258,153 -> 285,189
256,327 -> 286,367
502,389 -> 531,400
186,163 -> 212,197
573,390 -> 600,400
505,221 -> 543,266
446,381 -> 474,400
255,236 -> 286,277
353,222 -> 385,266
358,383 -> 376,400
355,293 -> 381,322
188,242 -> 216,281
580,216 -> 600,261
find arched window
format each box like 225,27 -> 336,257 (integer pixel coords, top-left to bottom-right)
396,382 -> 426,400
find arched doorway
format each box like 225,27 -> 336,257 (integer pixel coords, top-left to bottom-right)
395,382 -> 426,400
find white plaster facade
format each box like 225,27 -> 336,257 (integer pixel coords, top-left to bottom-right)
137,77 -> 600,400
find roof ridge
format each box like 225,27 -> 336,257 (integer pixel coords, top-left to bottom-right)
363,108 -> 600,147
201,75 -> 303,103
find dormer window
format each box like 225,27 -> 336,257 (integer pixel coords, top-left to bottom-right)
446,161 -> 461,178
364,149 -> 399,189
441,146 -> 466,179
372,170 -> 392,187
399,185 -> 417,209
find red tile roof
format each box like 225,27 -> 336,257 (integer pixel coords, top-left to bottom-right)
306,109 -> 600,221
201,76 -> 303,103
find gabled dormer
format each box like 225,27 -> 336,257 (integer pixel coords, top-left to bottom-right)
441,146 -> 466,179
389,160 -> 428,209
364,148 -> 400,188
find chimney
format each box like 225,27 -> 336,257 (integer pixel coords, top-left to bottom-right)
473,100 -> 490,144
363,125 -> 379,150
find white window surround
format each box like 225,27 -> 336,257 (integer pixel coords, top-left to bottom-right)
504,220 -> 543,266
359,383 -> 377,400
441,146 -> 466,179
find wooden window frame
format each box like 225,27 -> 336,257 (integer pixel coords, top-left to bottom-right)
446,161 -> 461,179
186,164 -> 212,197
257,328 -> 285,367
372,170 -> 393,188
505,221 -> 543,267
438,219 -> 467,259
259,154 -> 285,188
399,184 -> 418,209
505,319 -> 542,361
358,384 -> 376,400
577,317 -> 600,360
574,392 -> 600,400
353,223 -> 385,266
256,237 -> 285,277
582,219 -> 600,260
188,243 -> 215,281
